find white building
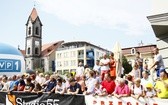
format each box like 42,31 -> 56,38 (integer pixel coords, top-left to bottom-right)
148,1 -> 168,70
55,41 -> 110,74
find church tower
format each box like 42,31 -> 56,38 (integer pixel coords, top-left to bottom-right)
25,8 -> 42,70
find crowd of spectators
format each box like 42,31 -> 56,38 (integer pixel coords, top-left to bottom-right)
0,47 -> 168,99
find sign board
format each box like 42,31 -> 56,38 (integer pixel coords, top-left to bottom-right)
0,59 -> 21,72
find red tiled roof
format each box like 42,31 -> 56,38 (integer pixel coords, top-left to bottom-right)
20,50 -> 26,56
19,41 -> 64,57
41,41 -> 64,57
122,45 -> 156,55
30,8 -> 38,22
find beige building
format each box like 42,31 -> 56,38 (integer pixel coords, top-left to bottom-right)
122,45 -> 156,67
55,41 -> 110,74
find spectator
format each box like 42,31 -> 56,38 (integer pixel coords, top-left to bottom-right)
125,74 -> 133,89
0,76 -> 3,90
93,81 -> 107,96
84,71 -> 97,95
41,74 -> 50,89
141,71 -> 154,89
150,47 -> 165,77
32,83 -> 42,93
135,51 -> 143,78
67,78 -> 83,95
30,74 -> 37,84
1,76 -> 9,91
37,73 -> 46,85
76,62 -> 84,77
100,53 -> 110,81
102,73 -> 116,95
113,78 -> 130,98
76,75 -> 86,93
45,75 -> 56,92
130,63 -> 141,79
93,60 -> 101,73
154,69 -> 168,99
109,52 -> 116,79
50,78 -> 66,94
143,64 -> 150,75
144,83 -> 156,98
17,79 -> 25,91
9,75 -> 18,91
24,78 -> 34,92
131,78 -> 144,99
95,71 -> 101,84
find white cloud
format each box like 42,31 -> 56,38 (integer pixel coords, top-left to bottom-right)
36,0 -> 152,36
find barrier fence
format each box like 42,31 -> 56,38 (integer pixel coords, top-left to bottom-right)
0,92 -> 168,105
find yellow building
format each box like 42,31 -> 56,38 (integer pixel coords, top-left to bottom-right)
122,44 -> 156,67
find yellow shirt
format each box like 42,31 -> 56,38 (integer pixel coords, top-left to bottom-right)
155,79 -> 168,98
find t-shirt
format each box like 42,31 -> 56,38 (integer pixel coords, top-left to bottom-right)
141,77 -> 154,89
155,79 -> 168,98
131,85 -> 144,95
100,58 -> 110,71
25,83 -> 35,91
76,66 -> 84,76
86,78 -> 97,93
68,83 -> 83,94
145,89 -> 156,97
55,83 -> 66,93
101,80 -> 116,94
93,65 -> 101,73
154,54 -> 165,69
114,84 -> 130,95
45,81 -> 56,92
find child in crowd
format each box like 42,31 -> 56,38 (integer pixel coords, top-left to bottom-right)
131,78 -> 145,99
144,83 -> 156,98
93,81 -> 107,96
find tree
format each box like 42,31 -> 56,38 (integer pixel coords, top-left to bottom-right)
122,55 -> 132,74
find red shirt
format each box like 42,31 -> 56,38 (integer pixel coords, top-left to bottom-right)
101,80 -> 116,94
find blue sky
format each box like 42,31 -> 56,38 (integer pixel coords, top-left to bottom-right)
0,0 -> 157,51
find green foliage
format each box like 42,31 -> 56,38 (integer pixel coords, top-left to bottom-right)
122,55 -> 132,74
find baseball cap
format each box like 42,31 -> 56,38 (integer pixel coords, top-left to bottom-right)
146,83 -> 153,88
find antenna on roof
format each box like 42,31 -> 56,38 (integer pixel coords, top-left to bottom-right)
33,0 -> 36,7
138,40 -> 144,46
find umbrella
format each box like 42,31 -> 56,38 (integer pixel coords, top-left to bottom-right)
113,42 -> 122,78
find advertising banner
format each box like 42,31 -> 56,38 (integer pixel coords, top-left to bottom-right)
0,92 -> 86,105
85,95 -> 168,105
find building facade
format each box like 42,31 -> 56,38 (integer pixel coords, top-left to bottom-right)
122,45 -> 156,67
25,8 -> 42,70
55,41 -> 110,74
148,3 -> 168,70
22,8 -> 64,72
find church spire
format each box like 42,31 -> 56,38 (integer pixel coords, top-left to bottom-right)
30,8 -> 38,22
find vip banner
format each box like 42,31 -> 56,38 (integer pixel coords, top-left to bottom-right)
85,95 -> 168,105
0,92 -> 86,105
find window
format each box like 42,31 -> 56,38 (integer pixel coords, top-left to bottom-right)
27,47 -> 30,54
35,27 -> 39,35
28,27 -> 31,35
57,61 -> 62,67
35,47 -> 39,54
64,52 -> 68,58
71,60 -> 76,66
64,61 -> 69,67
131,48 -> 136,54
70,51 -> 76,57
